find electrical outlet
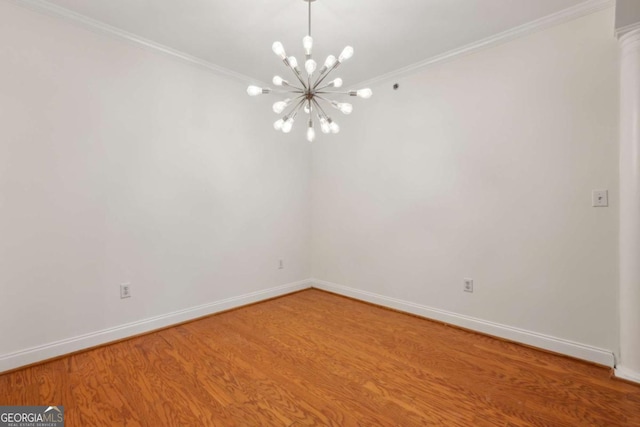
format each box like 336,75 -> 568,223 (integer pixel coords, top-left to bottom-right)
592,190 -> 608,207
120,283 -> 131,299
278,259 -> 284,270
463,278 -> 473,293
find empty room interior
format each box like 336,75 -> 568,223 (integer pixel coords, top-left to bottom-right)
1,0 -> 640,425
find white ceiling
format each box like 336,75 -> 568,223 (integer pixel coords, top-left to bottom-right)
34,0 -> 594,85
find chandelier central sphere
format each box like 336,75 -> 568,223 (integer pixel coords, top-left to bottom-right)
247,0 -> 372,142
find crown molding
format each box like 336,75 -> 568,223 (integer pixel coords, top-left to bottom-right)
616,22 -> 640,39
8,0 -> 615,88
6,0 -> 258,84
355,0 -> 615,88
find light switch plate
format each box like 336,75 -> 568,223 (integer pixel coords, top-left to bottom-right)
120,283 -> 131,299
592,190 -> 608,207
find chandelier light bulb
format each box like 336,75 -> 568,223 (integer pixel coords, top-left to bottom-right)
330,78 -> 343,88
338,46 -> 354,62
320,118 -> 330,134
272,76 -> 284,86
305,59 -> 317,76
338,102 -> 353,115
319,55 -> 336,74
247,85 -> 264,96
272,98 -> 291,114
324,55 -> 337,68
273,102 -> 285,114
288,56 -> 301,75
304,103 -> 313,114
303,36 -> 313,56
274,118 -> 285,131
272,41 -> 287,59
282,118 -> 295,133
329,120 -> 340,134
340,104 -> 353,115
307,125 -> 316,142
356,88 -> 373,99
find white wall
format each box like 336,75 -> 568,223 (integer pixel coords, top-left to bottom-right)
312,9 -> 620,357
0,1 -> 311,369
0,1 -> 623,372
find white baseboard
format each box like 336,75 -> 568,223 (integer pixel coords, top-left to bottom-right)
311,279 -> 615,367
3,278 -> 619,374
0,279 -> 312,373
615,366 -> 640,384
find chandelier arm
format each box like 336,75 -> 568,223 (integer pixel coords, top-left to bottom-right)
283,58 -> 309,89
290,68 -> 309,89
316,90 -> 350,95
310,101 -> 325,123
315,82 -> 336,91
312,62 -> 340,90
281,81 -> 305,91
311,98 -> 330,120
286,97 -> 307,118
314,95 -> 331,104
271,88 -> 306,94
284,94 -> 308,105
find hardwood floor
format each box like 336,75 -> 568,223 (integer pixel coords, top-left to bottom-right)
1,289 -> 639,426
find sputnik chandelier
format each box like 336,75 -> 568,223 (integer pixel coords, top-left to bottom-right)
247,0 -> 372,142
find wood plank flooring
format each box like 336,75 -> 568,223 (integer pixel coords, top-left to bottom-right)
1,289 -> 639,426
